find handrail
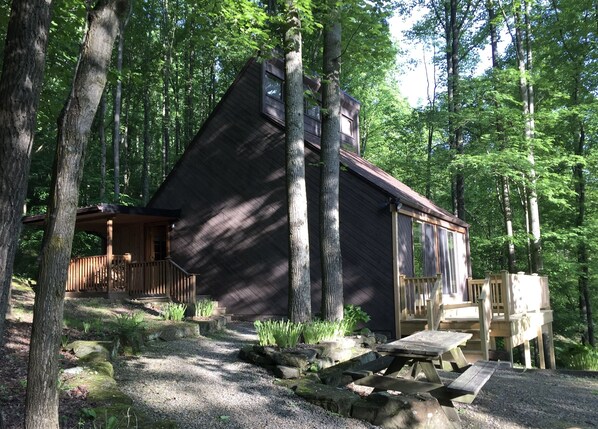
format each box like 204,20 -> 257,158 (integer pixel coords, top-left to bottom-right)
426,274 -> 443,330
478,276 -> 492,360
167,257 -> 198,277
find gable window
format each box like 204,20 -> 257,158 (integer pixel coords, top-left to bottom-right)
264,73 -> 283,100
341,114 -> 353,136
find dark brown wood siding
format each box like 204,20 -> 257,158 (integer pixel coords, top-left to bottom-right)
149,58 -> 471,338
150,60 -> 395,335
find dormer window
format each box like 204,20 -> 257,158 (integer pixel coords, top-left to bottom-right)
264,73 -> 283,100
341,114 -> 353,136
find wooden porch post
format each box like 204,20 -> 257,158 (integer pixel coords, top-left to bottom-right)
166,224 -> 172,258
391,207 -> 402,339
107,218 -> 113,294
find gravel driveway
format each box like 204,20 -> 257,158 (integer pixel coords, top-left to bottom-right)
114,323 -> 377,429
115,323 -> 598,429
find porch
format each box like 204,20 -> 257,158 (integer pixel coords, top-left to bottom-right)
66,254 -> 196,303
23,204 -> 196,304
395,271 -> 555,369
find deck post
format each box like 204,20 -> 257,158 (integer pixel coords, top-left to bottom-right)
107,218 -> 113,294
391,208 -> 402,339
523,340 -> 532,368
536,325 -> 546,369
501,270 -> 511,321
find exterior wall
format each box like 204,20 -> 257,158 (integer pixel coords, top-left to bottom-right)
112,224 -> 144,262
149,58 -> 470,337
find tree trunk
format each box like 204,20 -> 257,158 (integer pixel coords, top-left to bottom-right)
0,0 -> 52,343
113,24 -> 124,201
142,90 -> 151,205
284,0 -> 311,323
161,0 -> 172,179
574,121 -> 594,346
515,0 -> 542,273
99,89 -> 107,201
489,0 -> 516,272
320,0 -> 343,322
25,2 -> 129,427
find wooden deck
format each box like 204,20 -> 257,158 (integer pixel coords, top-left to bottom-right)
396,271 -> 555,369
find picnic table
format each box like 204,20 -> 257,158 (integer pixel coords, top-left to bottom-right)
344,330 -> 499,426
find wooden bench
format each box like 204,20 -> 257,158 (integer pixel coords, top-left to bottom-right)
445,360 -> 500,404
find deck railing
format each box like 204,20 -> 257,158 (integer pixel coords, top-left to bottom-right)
399,274 -> 442,320
66,255 -> 196,303
66,254 -> 130,293
467,271 -> 550,320
128,259 -> 196,303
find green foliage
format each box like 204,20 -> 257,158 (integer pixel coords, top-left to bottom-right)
254,320 -> 303,348
556,339 -> 598,371
302,320 -> 345,344
113,312 -> 146,354
254,320 -> 276,346
342,305 -> 370,335
194,299 -> 216,318
161,303 -> 187,321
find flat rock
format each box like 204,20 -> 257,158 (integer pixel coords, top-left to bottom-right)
293,379 -> 360,417
274,365 -> 301,379
351,392 -> 455,429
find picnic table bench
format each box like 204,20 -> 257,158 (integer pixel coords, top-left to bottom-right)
345,331 -> 500,425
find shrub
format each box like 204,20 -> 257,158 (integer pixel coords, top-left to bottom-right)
113,312 -> 146,354
302,320 -> 345,344
161,302 -> 187,321
254,320 -> 303,348
556,340 -> 598,371
195,299 -> 216,317
342,304 -> 370,335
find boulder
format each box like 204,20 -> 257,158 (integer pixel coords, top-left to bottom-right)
66,341 -> 113,361
351,392 -> 455,429
293,379 -> 360,417
158,324 -> 199,341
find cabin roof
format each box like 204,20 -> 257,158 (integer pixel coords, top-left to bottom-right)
335,146 -> 468,227
23,204 -> 179,231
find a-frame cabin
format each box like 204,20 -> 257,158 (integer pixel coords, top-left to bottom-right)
24,57 -> 555,368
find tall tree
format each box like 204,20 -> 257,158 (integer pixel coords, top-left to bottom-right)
511,0 -> 542,273
319,0 -> 343,321
284,0 -> 311,323
0,0 -> 52,342
112,5 -> 130,201
487,0 -> 516,272
25,1 -> 130,426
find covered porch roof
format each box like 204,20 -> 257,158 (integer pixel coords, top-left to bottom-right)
23,204 -> 180,233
